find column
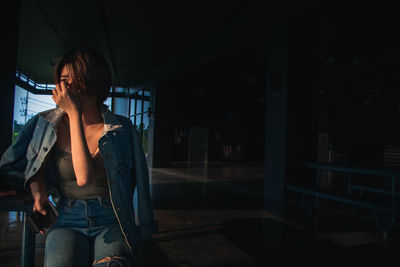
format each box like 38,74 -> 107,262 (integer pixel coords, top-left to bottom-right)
0,0 -> 20,154
264,14 -> 288,210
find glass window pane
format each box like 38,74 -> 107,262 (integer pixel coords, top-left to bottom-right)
130,98 -> 136,117
28,94 -> 56,115
114,97 -> 129,117
104,97 -> 112,110
143,101 -> 150,128
115,87 -> 124,93
13,85 -> 56,142
136,114 -> 142,131
136,98 -> 142,114
20,74 -> 27,82
13,86 -> 27,125
36,83 -> 47,89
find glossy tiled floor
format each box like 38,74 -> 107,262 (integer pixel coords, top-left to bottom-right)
1,163 -> 400,266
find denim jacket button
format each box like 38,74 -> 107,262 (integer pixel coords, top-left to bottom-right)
33,167 -> 37,172
113,132 -> 116,136
43,147 -> 48,152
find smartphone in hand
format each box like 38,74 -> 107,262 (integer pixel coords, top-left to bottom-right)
27,201 -> 58,233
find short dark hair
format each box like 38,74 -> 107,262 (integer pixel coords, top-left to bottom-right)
54,47 -> 111,103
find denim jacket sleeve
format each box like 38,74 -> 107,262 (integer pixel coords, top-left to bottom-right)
127,119 -> 158,239
0,115 -> 39,192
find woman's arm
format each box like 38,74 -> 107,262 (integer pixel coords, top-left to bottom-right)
28,163 -> 49,234
0,115 -> 40,192
52,81 -> 96,186
29,165 -> 48,215
68,111 -> 96,186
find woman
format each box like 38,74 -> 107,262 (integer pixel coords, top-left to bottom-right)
0,47 -> 158,266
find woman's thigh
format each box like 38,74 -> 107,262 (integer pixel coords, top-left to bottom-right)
45,227 -> 90,267
92,224 -> 132,266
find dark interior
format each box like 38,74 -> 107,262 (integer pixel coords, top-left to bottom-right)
1,1 -> 400,266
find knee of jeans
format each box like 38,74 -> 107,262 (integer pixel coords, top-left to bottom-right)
92,256 -> 129,267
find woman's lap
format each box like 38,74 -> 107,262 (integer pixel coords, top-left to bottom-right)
45,227 -> 90,267
92,225 -> 131,266
45,225 -> 131,267
44,197 -> 132,267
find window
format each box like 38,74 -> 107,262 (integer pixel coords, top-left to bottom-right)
13,73 -> 152,161
13,85 -> 56,142
128,88 -> 152,156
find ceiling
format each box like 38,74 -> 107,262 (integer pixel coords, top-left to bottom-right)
19,1 -> 400,88
17,0 -> 273,87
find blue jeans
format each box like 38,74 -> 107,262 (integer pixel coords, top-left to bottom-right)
44,197 -> 132,267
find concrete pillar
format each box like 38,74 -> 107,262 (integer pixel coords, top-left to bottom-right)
151,82 -> 174,168
264,15 -> 288,210
0,0 -> 20,154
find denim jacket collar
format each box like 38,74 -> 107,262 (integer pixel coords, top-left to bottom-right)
38,104 -> 126,133
101,105 -> 125,133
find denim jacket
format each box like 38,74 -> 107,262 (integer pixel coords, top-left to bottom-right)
0,104 -> 158,253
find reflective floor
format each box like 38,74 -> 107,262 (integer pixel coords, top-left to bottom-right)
1,163 -> 400,266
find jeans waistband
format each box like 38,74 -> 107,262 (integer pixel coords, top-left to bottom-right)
59,195 -> 111,208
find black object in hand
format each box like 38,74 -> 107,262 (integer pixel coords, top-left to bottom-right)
27,202 -> 58,233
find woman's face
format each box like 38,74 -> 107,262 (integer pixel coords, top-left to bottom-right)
60,65 -> 96,104
60,66 -> 73,91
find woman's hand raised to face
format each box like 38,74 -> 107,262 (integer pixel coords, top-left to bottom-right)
52,81 -> 81,115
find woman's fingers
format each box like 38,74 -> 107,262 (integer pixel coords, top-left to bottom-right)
60,81 -> 67,93
52,90 -> 58,105
54,82 -> 66,96
38,207 -> 47,216
52,81 -> 81,113
33,203 -> 47,234
53,83 -> 59,97
55,82 -> 61,94
33,201 -> 47,215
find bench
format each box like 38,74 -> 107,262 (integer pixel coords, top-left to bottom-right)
286,162 -> 400,239
286,185 -> 397,239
